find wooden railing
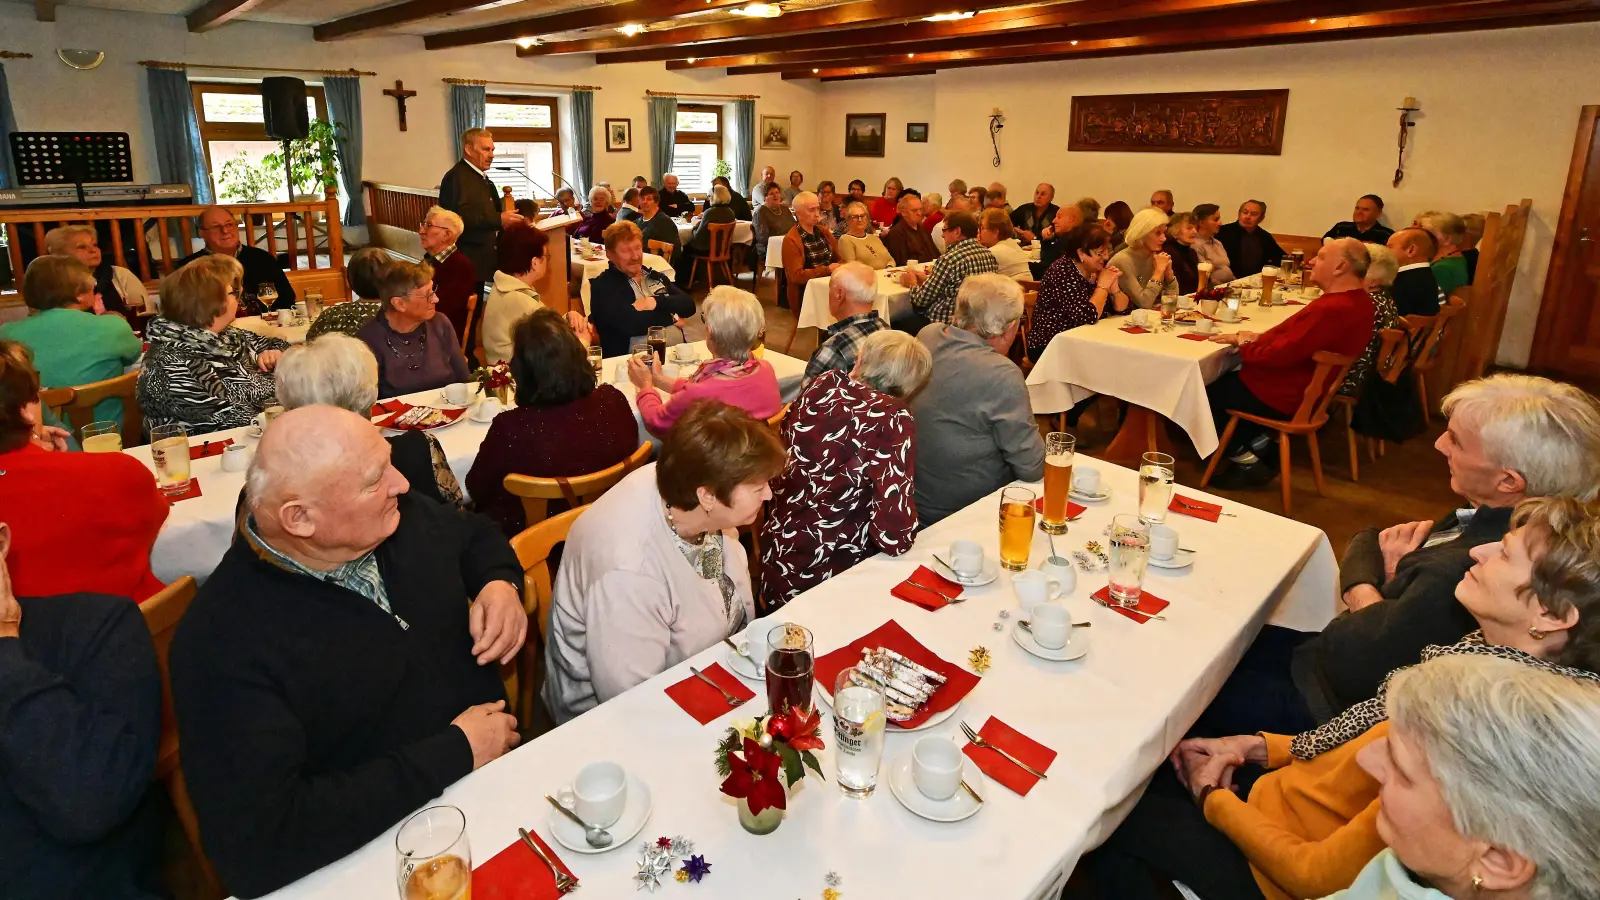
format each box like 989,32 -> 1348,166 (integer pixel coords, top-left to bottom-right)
1,190 -> 346,307
364,180 -> 435,261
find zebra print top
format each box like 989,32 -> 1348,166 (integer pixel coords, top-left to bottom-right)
136,316 -> 289,436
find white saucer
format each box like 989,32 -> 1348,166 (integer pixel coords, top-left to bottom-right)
548,773 -> 652,854
1147,549 -> 1196,570
243,424 -> 264,440
887,750 -> 985,822
1070,485 -> 1111,503
932,558 -> 999,588
725,643 -> 763,681
437,389 -> 476,409
817,687 -> 959,733
1011,621 -> 1089,661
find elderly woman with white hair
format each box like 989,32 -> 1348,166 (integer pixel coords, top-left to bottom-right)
1338,242 -> 1404,399
1080,496 -> 1600,900
44,223 -> 147,320
419,205 -> 481,344
573,185 -> 616,242
1107,207 -> 1176,309
761,330 -> 932,604
274,333 -> 463,507
909,273 -> 1044,525
628,285 -> 781,436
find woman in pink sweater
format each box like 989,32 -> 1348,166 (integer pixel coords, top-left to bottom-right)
629,286 -> 782,436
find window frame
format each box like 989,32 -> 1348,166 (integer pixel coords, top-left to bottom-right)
672,104 -> 723,196
191,81 -> 329,173
484,93 -> 562,179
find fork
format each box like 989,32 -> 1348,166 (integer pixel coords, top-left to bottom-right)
690,666 -> 743,706
1093,597 -> 1167,621
959,721 -> 1048,780
1173,498 -> 1238,518
908,574 -> 968,603
518,827 -> 579,893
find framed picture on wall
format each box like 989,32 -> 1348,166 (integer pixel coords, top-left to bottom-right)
605,118 -> 632,152
845,113 -> 887,157
761,115 -> 791,150
906,122 -> 929,143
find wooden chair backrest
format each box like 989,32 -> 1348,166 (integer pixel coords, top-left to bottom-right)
502,441 -> 652,527
1453,199 -> 1531,386
706,221 -> 736,262
1403,294 -> 1465,375
765,403 -> 790,436
1372,327 -> 1413,385
60,370 -> 142,446
1290,350 -> 1358,426
511,505 -> 588,642
460,293 -> 478,354
39,386 -> 74,417
1021,289 -> 1039,335
1017,279 -> 1042,293
647,239 -> 674,261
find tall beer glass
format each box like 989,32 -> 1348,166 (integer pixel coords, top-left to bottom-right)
1040,433 -> 1075,534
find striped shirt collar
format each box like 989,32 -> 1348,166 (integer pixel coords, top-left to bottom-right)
240,513 -> 392,613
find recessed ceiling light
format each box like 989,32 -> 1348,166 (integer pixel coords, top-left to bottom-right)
908,53 -> 915,58
922,10 -> 975,22
1070,40 -> 1078,45
731,3 -> 782,17
812,68 -> 819,73
516,37 -> 538,49
617,23 -> 645,36
688,57 -> 697,63
1308,17 -> 1318,23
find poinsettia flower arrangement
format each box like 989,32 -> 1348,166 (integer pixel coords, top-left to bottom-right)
472,360 -> 514,392
714,708 -> 826,815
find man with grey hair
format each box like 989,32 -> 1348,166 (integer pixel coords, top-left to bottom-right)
805,261 -> 886,382
1149,189 -> 1174,214
439,128 -> 523,290
1217,198 -> 1284,278
1011,183 -> 1058,244
909,273 -> 1044,525
170,406 -> 525,896
658,173 -> 694,220
883,192 -> 938,266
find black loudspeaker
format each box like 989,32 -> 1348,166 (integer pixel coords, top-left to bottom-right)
261,77 -> 310,140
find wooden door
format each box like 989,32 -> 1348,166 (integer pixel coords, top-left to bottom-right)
1530,106 -> 1600,381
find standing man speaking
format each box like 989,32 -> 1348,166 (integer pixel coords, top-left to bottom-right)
439,128 -> 524,349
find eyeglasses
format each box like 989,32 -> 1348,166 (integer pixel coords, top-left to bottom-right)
200,223 -> 236,233
847,213 -> 869,220
419,221 -> 448,232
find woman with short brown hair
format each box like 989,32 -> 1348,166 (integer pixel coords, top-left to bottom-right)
542,399 -> 786,724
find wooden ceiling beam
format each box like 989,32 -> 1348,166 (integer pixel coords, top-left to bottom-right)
427,0 -> 779,49
779,5 -> 1600,78
314,0 -> 517,41
668,0 -> 1492,69
821,69 -> 940,82
188,0 -> 276,32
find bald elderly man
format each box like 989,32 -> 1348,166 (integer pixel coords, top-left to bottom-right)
1010,183 -> 1059,244
170,406 -> 524,897
176,205 -> 295,313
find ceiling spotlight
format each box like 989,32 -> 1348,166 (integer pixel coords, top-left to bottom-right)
812,68 -> 819,73
1308,17 -> 1318,23
688,57 -> 697,63
922,10 -> 975,22
731,3 -> 782,17
617,23 -> 645,36
516,36 -> 538,49
908,53 -> 915,58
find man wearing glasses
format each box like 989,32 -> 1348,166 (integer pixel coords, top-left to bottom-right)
178,206 -> 296,314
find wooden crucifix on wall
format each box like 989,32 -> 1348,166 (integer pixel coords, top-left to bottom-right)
383,79 -> 418,131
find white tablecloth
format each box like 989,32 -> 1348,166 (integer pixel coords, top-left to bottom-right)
1025,290 -> 1319,457
797,268 -> 911,330
764,235 -> 786,271
231,315 -> 309,345
244,461 -> 1336,900
575,254 -> 675,315
129,341 -> 807,584
675,219 -> 754,248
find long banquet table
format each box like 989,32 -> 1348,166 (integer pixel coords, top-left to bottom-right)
796,267 -> 910,330
126,341 -> 807,584
247,460 -> 1336,899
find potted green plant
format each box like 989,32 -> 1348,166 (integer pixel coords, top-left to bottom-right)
216,152 -> 280,203
263,118 -> 344,200
712,159 -> 732,180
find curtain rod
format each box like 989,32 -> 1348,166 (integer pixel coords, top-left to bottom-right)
0,52 -> 34,59
647,89 -> 758,100
443,77 -> 602,90
138,60 -> 376,76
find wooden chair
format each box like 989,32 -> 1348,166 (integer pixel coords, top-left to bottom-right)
765,403 -> 790,433
141,576 -> 223,897
58,370 -> 142,446
690,221 -> 737,291
39,386 -> 74,417
1201,351 -> 1357,515
1016,289 -> 1040,372
509,505 -> 588,727
460,293 -> 479,355
1331,328 -> 1410,482
502,441 -> 652,528
647,239 -> 675,265
1404,294 -> 1465,425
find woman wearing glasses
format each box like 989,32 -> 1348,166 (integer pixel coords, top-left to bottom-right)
835,201 -> 894,270
355,259 -> 471,398
1027,222 -> 1129,359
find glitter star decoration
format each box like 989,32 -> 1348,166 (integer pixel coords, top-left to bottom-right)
825,872 -> 842,888
675,870 -> 690,883
680,854 -> 713,883
968,646 -> 992,674
669,836 -> 695,857
823,889 -> 842,900
656,836 -> 673,848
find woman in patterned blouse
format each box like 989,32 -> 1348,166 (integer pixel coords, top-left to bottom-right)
759,330 -> 932,605
1026,222 -> 1128,358
137,254 -> 289,435
1338,242 -> 1403,398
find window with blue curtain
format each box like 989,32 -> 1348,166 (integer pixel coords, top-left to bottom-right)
145,65 -> 214,204
323,75 -> 365,227
0,63 -> 18,189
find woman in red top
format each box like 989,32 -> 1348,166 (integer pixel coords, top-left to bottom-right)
870,177 -> 904,228
759,330 -> 932,605
0,340 -> 169,601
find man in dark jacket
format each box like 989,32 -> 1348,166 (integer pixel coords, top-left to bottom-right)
171,407 -> 525,898
1009,182 -> 1059,244
437,128 -> 524,288
178,206 -> 296,313
1322,193 -> 1395,245
590,220 -> 695,357
657,173 -> 695,220
704,176 -> 751,220
1387,227 -> 1446,317
1215,199 -> 1285,278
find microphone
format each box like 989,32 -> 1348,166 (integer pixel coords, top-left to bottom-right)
491,167 -> 549,201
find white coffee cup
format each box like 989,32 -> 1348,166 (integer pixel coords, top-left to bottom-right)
1149,523 -> 1179,561
1131,309 -> 1159,329
907,259 -> 919,269
254,405 -> 285,432
1038,556 -> 1077,596
220,443 -> 251,472
444,382 -> 474,406
471,396 -> 502,422
1013,569 -> 1063,611
912,738 -> 963,801
1199,298 -> 1220,317
1029,603 -> 1072,650
294,300 -> 308,319
949,540 -> 984,579
740,613 -> 785,675
1219,306 -> 1241,323
1072,466 -> 1101,494
276,308 -> 294,326
558,761 -> 628,828
580,237 -> 592,253
1193,318 -> 1215,334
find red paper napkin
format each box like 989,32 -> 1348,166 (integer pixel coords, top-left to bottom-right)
1169,494 -> 1222,522
166,479 -> 203,503
961,716 -> 1057,796
891,565 -> 964,611
1091,585 -> 1171,623
1177,332 -> 1212,342
1285,298 -> 1306,306
664,662 -> 754,724
370,400 -> 412,418
376,406 -> 466,431
474,828 -> 577,900
814,620 -> 981,729
1033,498 -> 1087,519
1119,325 -> 1150,334
189,438 -> 233,460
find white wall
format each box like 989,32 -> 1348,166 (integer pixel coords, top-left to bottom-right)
813,24 -> 1600,368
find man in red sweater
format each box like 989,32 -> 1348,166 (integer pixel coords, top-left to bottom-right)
1206,237 -> 1375,489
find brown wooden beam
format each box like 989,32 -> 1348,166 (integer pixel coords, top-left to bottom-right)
188,0 -> 275,32
425,0 -> 764,49
314,0 -> 512,41
780,5 -> 1600,77
821,69 -> 940,82
33,0 -> 55,22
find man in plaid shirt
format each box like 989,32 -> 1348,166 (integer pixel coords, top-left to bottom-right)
804,262 -> 885,382
895,210 -> 998,332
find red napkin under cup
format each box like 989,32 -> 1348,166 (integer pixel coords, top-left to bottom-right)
891,565 -> 964,611
663,662 -> 754,725
1177,332 -> 1212,342
1120,325 -> 1150,335
1092,585 -> 1171,623
814,620 -> 981,729
189,438 -> 233,460
1033,497 -> 1088,519
961,716 -> 1057,796
165,479 -> 203,503
1285,298 -> 1306,306
1169,494 -> 1223,522
474,828 -> 577,900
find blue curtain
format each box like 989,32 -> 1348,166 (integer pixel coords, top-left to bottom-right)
0,64 -> 17,189
146,66 -> 213,204
323,75 -> 365,227
732,98 -> 755,201
571,89 -> 594,198
448,83 -> 486,160
648,95 -> 678,186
